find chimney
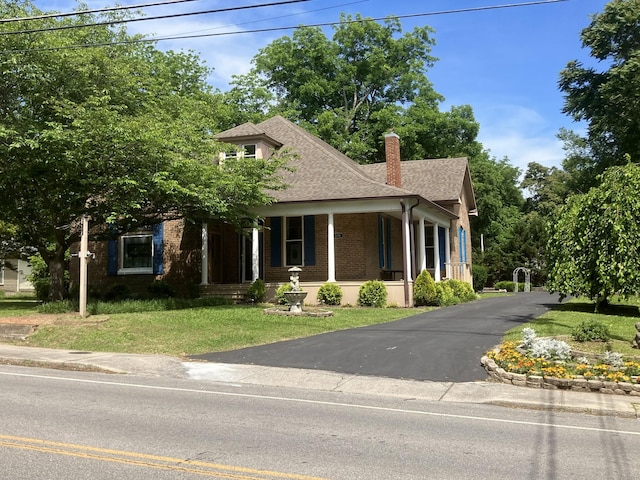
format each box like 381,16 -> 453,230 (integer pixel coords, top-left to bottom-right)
385,131 -> 401,188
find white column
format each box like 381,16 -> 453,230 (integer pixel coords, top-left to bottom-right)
252,227 -> 260,281
200,222 -> 208,285
433,224 -> 441,281
403,208 -> 412,281
445,226 -> 451,279
417,217 -> 426,273
327,213 -> 336,282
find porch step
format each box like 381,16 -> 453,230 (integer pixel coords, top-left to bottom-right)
200,284 -> 249,303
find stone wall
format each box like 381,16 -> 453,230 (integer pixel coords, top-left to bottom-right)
481,353 -> 640,396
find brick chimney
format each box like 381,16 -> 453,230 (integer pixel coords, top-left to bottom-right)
385,131 -> 401,188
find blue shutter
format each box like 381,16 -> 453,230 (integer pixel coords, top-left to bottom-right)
303,215 -> 315,266
152,223 -> 164,275
462,229 -> 468,263
270,217 -> 282,267
378,215 -> 384,268
438,226 -> 446,272
107,239 -> 118,276
458,226 -> 464,263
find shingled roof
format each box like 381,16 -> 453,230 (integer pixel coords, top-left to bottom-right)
215,116 -> 475,213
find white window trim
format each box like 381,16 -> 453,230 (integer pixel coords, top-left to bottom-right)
224,144 -> 257,161
118,232 -> 153,275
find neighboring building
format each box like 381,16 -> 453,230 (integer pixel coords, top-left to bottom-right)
75,116 -> 477,306
0,259 -> 34,294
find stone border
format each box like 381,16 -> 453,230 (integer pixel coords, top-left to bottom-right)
481,354 -> 640,396
263,307 -> 334,317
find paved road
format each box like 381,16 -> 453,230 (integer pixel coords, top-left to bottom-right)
192,291 -> 564,382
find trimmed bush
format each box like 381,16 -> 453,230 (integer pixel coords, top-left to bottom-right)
104,284 -> 132,302
494,280 -> 515,292
435,282 -> 457,306
413,270 -> 438,306
246,278 -> 266,303
317,282 -> 342,305
275,283 -> 293,305
572,319 -> 610,342
148,280 -> 176,299
445,279 -> 476,302
357,280 -> 387,307
472,264 -> 488,292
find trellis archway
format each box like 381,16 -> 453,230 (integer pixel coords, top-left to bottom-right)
512,267 -> 531,293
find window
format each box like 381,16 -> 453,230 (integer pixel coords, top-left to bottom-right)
108,223 -> 164,276
120,232 -> 153,273
285,216 -> 303,266
225,144 -> 257,160
378,215 -> 392,269
425,226 -> 435,269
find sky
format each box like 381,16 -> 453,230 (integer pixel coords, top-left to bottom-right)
31,0 -> 612,173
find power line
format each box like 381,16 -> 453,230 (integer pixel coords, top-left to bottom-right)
0,0 -> 203,24
3,0 -> 570,53
0,0 -> 311,35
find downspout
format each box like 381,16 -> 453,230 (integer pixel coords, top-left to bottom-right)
401,198 -> 420,307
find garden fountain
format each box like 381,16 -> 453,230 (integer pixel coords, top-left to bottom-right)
283,266 -> 308,314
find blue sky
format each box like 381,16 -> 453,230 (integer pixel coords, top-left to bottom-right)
32,0 -> 611,172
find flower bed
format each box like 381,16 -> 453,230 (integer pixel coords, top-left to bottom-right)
482,340 -> 640,396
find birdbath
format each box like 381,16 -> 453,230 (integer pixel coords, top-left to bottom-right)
283,266 -> 308,314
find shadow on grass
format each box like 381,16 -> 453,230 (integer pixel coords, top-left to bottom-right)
553,301 -> 640,319
0,301 -> 39,312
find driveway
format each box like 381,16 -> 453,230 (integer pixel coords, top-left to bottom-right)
190,291 -> 563,382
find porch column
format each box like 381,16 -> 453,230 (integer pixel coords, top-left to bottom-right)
417,217 -> 426,273
433,224 -> 441,281
251,227 -> 260,281
200,222 -> 208,285
327,213 -> 336,282
445,226 -> 451,279
402,205 -> 412,281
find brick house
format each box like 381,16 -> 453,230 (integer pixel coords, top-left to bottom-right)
77,115 -> 477,306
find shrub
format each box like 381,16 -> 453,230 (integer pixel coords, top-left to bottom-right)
435,282 -> 457,306
28,254 -> 51,302
357,280 -> 387,307
103,284 -> 132,302
317,282 -> 342,305
445,279 -> 476,302
246,278 -> 266,303
521,328 -> 571,361
275,283 -> 293,305
147,280 -> 176,299
413,270 -> 438,306
494,280 -> 515,292
572,319 -> 610,342
472,264 -> 488,292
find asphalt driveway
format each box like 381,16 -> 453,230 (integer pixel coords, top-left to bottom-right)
191,291 -> 564,382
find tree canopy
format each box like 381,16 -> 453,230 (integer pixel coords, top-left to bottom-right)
0,2 -> 287,300
226,14 -> 483,164
558,0 -> 640,191
547,161 -> 640,310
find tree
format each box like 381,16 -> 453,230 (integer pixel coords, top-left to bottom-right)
558,0 -> 640,191
0,2 -> 287,300
546,161 -> 640,310
227,14 -> 483,164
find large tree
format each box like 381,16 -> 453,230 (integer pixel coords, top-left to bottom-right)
227,14 -> 483,164
546,161 -> 640,310
0,2 -> 287,300
559,0 -> 640,191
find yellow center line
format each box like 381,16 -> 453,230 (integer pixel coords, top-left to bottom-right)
0,434 -> 329,480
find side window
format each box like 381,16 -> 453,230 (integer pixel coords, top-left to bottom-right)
378,215 -> 392,269
285,216 -> 303,266
120,231 -> 153,274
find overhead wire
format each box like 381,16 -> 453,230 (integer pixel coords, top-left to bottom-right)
2,0 -> 570,53
0,0 -> 311,35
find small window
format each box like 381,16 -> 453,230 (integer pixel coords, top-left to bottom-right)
120,232 -> 153,274
225,144 -> 257,160
285,216 -> 303,266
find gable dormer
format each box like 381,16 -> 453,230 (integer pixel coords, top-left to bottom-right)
214,122 -> 283,163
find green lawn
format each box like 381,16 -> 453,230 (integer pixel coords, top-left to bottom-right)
0,298 -> 436,357
503,297 -> 640,358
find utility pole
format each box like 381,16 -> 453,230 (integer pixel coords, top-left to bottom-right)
78,216 -> 93,318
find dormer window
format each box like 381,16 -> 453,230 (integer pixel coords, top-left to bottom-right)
225,144 -> 257,160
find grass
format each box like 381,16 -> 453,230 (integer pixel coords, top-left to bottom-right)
502,297 -> 640,358
0,298 -> 436,357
